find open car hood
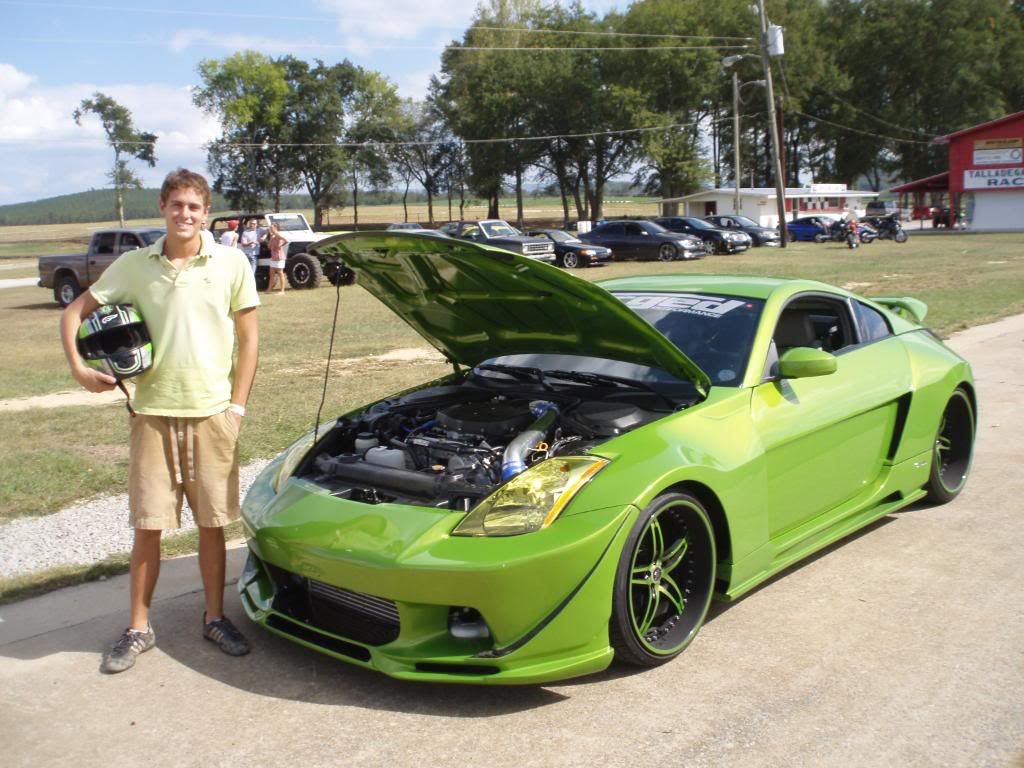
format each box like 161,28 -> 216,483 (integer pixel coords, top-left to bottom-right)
311,232 -> 711,394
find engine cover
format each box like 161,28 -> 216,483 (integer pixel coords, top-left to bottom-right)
436,400 -> 532,440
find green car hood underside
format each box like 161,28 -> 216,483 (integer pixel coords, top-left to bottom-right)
312,232 -> 711,394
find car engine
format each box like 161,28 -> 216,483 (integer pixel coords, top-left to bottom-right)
301,382 -> 670,509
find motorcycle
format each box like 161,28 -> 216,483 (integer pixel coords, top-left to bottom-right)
846,220 -> 860,249
866,214 -> 909,243
816,218 -> 876,247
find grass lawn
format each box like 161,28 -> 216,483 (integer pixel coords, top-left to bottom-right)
1,231 -> 1022,525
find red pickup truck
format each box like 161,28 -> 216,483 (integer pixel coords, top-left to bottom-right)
37,227 -> 164,306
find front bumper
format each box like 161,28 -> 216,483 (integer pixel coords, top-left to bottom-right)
239,473 -> 636,684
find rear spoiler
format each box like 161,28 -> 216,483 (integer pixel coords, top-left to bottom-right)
871,297 -> 928,324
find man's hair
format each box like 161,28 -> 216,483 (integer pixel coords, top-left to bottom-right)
160,168 -> 212,209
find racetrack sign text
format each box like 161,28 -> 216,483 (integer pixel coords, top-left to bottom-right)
964,167 -> 1024,189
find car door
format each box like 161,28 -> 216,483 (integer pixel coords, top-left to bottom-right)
116,233 -> 143,255
750,294 -> 910,543
591,223 -> 632,260
89,232 -> 118,282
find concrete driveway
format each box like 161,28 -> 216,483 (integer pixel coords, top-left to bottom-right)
2,316 -> 1022,768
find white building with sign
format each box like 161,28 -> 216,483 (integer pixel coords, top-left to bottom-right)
892,111 -> 1024,231
657,184 -> 878,228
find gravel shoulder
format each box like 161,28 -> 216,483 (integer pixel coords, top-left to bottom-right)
0,459 -> 269,579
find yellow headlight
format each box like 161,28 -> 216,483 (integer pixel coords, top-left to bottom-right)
452,456 -> 609,537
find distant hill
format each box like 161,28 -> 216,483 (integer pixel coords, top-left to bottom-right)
0,188 -> 320,226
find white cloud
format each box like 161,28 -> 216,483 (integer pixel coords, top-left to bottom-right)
314,0 -> 477,45
0,64 -> 221,204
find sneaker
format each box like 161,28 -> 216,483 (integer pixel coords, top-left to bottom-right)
202,614 -> 250,656
100,626 -> 156,674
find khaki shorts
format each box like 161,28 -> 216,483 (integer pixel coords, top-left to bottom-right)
128,410 -> 241,529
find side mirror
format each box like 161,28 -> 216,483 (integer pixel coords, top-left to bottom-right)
777,347 -> 837,379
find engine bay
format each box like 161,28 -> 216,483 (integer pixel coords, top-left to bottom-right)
300,378 -> 684,509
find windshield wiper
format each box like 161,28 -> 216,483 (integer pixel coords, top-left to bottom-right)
543,369 -> 678,409
475,363 -> 552,389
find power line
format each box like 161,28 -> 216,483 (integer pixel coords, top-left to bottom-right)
792,110 -> 935,145
472,26 -> 754,42
0,35 -> 753,53
0,2 -> 755,43
1,114 -> 754,152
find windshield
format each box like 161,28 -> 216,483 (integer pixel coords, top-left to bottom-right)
271,217 -> 309,233
640,221 -> 669,235
732,216 -> 759,227
682,218 -> 715,230
481,221 -> 519,237
613,291 -> 764,386
141,231 -> 164,245
544,230 -> 577,243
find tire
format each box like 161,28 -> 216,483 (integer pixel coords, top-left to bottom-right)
925,388 -> 975,504
657,243 -> 678,262
561,252 -> 581,269
325,263 -> 357,286
813,233 -> 827,243
286,253 -> 323,290
895,229 -> 909,243
55,274 -> 81,307
254,269 -> 269,292
609,492 -> 716,667
703,240 -> 716,256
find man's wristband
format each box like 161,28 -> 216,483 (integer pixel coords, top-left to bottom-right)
227,403 -> 246,417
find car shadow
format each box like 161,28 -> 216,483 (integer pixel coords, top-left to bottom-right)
1,515 -> 901,706
0,587 -> 570,714
704,515 -> 895,617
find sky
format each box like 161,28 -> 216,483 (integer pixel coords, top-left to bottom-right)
0,0 -> 622,207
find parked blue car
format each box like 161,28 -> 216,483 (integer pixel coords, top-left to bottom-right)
786,216 -> 838,242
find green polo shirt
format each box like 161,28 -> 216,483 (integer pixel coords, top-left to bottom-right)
89,231 -> 260,417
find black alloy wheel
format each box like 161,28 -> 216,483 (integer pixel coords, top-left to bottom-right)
609,492 -> 716,667
925,388 -> 975,503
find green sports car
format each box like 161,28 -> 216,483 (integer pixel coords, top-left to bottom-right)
238,232 -> 976,684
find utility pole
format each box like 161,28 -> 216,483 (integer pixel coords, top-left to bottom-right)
732,70 -> 741,216
756,0 -> 788,247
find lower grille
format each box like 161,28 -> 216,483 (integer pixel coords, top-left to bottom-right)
264,561 -> 401,646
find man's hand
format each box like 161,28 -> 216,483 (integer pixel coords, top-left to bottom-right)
72,365 -> 117,393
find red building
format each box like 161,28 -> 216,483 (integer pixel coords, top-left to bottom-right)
891,111 -> 1024,230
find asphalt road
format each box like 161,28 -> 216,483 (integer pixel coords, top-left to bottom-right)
1,315 -> 1022,768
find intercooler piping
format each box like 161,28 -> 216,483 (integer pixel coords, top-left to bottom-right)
501,401 -> 559,481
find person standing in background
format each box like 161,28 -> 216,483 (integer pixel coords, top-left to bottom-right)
239,218 -> 261,272
219,219 -> 239,248
264,222 -> 288,295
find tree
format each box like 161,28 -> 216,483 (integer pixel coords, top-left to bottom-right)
391,100 -> 448,224
281,57 -> 360,226
193,51 -> 292,211
344,69 -> 405,226
72,93 -> 157,227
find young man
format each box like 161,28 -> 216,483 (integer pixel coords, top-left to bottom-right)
60,169 -> 260,674
238,218 -> 261,272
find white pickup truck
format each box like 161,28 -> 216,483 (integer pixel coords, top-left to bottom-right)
210,212 -> 355,289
